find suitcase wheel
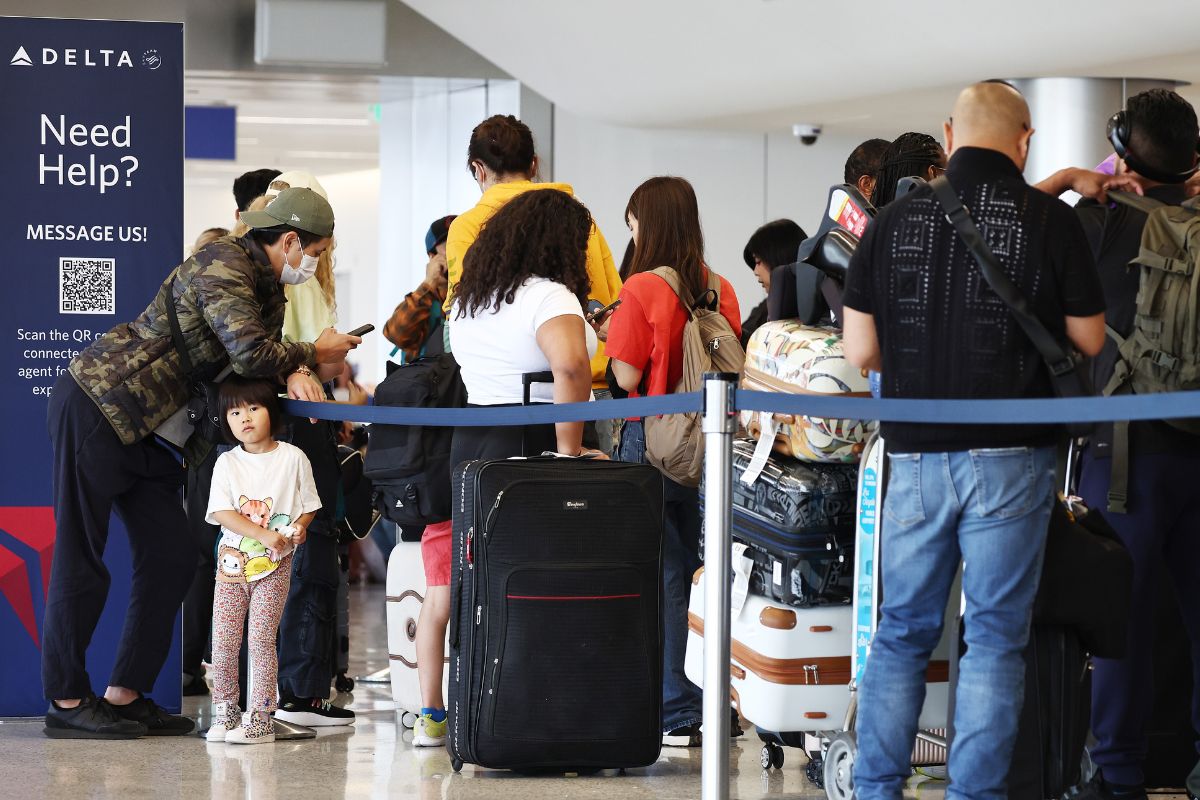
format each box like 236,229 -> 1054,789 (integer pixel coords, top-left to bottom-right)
822,732 -> 857,800
335,673 -> 355,693
451,758 -> 464,773
400,711 -> 418,729
760,742 -> 785,770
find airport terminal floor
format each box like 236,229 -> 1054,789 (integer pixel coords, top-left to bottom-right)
0,584 -> 943,800
0,584 -> 1188,800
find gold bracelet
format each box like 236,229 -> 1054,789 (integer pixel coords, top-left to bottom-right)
292,365 -> 313,378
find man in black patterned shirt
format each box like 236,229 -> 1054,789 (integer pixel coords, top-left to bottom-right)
841,82 -> 1106,798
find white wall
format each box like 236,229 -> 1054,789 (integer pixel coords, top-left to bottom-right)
554,110 -> 769,316
374,78 -> 522,384
553,113 -> 892,318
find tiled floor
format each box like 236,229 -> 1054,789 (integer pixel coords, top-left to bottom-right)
0,585 -> 1186,799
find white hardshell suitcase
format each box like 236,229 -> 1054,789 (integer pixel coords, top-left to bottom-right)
386,539 -> 449,729
685,566 -> 852,734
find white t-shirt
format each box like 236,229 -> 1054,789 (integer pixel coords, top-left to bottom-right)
205,441 -> 322,584
450,277 -> 598,405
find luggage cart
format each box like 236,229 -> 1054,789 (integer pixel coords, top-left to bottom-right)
811,431 -> 955,797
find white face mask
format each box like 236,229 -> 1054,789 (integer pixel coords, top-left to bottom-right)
280,237 -> 319,285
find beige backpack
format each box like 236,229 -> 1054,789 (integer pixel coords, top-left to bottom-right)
642,267 -> 745,487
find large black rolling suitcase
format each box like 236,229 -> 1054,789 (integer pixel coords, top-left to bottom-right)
1007,625 -> 1092,799
447,456 -> 665,772
701,438 -> 857,606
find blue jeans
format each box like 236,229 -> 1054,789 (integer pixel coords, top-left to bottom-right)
854,446 -> 1055,800
619,419 -> 703,733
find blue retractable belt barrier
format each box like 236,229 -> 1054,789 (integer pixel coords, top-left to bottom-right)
283,393 -> 700,426
282,388 -> 1200,427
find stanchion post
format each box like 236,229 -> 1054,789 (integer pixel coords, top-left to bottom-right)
701,372 -> 738,800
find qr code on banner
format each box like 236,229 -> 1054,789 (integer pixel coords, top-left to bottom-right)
60,257 -> 116,314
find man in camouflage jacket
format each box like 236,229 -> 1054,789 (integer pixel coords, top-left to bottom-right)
43,188 -> 357,739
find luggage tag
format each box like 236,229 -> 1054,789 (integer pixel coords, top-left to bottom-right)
730,543 -> 754,619
740,415 -> 777,486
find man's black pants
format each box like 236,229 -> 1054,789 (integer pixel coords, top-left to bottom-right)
43,374 -> 194,700
277,415 -> 340,700
182,444 -> 221,683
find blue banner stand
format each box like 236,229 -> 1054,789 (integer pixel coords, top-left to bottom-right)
0,16 -> 184,716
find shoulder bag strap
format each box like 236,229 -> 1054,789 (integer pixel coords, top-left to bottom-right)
164,274 -> 197,378
1108,190 -> 1167,215
928,176 -> 1078,380
649,266 -> 693,319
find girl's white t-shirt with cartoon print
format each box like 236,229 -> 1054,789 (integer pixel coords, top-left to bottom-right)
205,441 -> 321,584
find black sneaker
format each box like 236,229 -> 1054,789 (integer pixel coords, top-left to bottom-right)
44,695 -> 146,740
110,695 -> 195,736
275,697 -> 355,727
662,723 -> 702,747
1064,774 -> 1147,800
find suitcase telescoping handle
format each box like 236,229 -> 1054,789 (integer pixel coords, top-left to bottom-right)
521,371 -> 554,407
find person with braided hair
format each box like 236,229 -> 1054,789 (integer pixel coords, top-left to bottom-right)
870,131 -> 948,208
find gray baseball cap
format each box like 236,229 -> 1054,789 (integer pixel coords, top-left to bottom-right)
240,187 -> 334,237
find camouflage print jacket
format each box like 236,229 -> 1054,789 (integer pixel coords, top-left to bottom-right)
69,235 -> 317,446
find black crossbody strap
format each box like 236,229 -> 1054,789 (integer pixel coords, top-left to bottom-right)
164,274 -> 197,378
928,176 -> 1077,378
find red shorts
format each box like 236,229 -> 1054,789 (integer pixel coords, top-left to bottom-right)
421,520 -> 453,587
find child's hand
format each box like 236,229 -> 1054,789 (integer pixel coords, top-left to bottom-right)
262,530 -> 289,562
289,523 -> 308,547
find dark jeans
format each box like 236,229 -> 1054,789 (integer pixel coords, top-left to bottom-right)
1079,449 -> 1200,786
618,419 -> 703,733
277,416 -> 342,700
449,409 -> 556,466
43,373 -> 195,699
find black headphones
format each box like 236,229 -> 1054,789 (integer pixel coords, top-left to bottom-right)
1107,110 -> 1200,184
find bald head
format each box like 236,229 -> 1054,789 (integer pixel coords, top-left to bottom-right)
944,82 -> 1035,169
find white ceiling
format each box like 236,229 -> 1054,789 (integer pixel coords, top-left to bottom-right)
400,0 -> 1200,133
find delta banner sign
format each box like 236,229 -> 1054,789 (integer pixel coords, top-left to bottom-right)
0,16 -> 183,715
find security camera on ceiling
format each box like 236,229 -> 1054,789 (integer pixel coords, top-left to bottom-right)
792,124 -> 822,145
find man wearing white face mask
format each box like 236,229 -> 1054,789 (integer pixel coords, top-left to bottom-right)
44,187 -> 361,739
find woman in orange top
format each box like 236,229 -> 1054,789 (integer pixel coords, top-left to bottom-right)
603,176 -> 741,748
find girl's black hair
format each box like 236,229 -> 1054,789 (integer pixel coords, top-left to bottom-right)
742,219 -> 807,271
217,376 -> 286,444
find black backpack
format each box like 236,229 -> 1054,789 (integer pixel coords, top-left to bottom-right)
364,353 -> 466,535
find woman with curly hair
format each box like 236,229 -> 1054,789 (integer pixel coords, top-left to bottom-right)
450,187 -> 604,460
408,189 -> 607,749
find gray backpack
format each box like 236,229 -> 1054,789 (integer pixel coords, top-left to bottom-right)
642,267 -> 745,487
1103,191 -> 1200,512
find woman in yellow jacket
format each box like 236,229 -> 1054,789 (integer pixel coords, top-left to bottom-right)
445,115 -> 622,397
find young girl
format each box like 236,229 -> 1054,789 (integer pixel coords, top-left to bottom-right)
204,377 -> 321,744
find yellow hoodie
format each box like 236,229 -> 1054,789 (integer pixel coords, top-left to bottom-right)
445,180 -> 622,389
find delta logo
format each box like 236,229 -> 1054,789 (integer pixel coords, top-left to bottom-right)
9,45 -> 145,69
0,507 -> 56,648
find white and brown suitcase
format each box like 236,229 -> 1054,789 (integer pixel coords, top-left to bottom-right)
684,566 -> 853,734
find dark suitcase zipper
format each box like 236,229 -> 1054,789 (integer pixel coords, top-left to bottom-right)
731,505 -> 851,557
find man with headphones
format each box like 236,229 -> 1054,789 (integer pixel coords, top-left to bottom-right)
1051,88 -> 1200,800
